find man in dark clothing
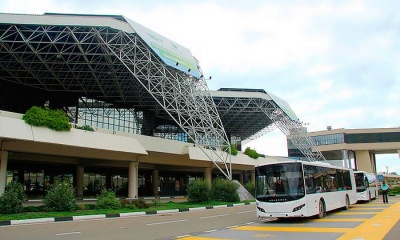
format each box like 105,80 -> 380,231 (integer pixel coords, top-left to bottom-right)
275,179 -> 285,194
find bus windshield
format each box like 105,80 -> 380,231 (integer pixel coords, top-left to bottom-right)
354,172 -> 367,191
256,162 -> 304,202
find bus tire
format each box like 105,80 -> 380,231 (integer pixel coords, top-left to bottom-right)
317,199 -> 326,218
343,195 -> 350,210
368,192 -> 371,202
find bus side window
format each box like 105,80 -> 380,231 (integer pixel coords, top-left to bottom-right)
365,177 -> 369,187
304,165 -> 317,194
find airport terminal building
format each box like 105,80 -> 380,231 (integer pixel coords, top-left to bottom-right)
1,13 -> 397,201
290,128 -> 400,173
0,13 -> 305,200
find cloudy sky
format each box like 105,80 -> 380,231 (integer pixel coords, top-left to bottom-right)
1,0 -> 399,173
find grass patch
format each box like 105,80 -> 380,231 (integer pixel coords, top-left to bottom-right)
0,200 -> 254,221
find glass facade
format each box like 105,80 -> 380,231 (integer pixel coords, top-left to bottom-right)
68,98 -> 142,134
346,132 -> 400,144
6,163 -> 74,199
312,133 -> 345,146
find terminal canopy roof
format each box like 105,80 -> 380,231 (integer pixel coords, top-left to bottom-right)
0,13 -> 298,142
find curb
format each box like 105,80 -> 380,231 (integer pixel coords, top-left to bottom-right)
0,202 -> 255,226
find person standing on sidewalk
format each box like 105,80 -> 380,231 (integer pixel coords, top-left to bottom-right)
380,180 -> 389,203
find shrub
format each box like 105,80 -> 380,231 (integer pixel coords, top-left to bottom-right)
244,182 -> 255,197
43,182 -> 77,211
211,178 -> 239,202
95,190 -> 121,209
76,125 -> 94,131
222,144 -> 238,156
132,199 -> 149,209
23,106 -> 72,131
0,181 -> 25,214
120,199 -> 137,209
244,147 -> 260,159
120,199 -> 149,209
23,205 -> 46,212
188,179 -> 211,202
77,204 -> 96,211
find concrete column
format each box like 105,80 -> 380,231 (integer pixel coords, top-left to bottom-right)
342,149 -> 349,168
371,153 -> 377,173
239,172 -> 244,184
204,167 -> 212,186
152,169 -> 159,197
76,165 -> 84,199
0,150 -> 9,196
250,171 -> 255,185
355,150 -> 373,172
128,161 -> 139,199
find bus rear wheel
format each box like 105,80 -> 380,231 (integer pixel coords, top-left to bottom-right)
317,199 -> 326,218
343,195 -> 350,210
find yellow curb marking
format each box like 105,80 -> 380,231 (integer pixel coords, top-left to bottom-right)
177,237 -> 233,240
234,226 -> 349,233
333,211 -> 379,215
337,201 -> 400,240
311,218 -> 366,222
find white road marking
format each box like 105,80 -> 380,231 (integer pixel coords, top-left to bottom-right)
147,219 -> 189,226
226,225 -> 240,228
237,210 -> 255,214
200,213 -> 230,219
55,231 -> 81,236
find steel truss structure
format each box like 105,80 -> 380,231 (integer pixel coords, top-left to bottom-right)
268,108 -> 326,162
98,30 -> 232,177
0,15 -> 232,178
212,91 -> 325,161
0,13 -> 324,177
212,94 -> 276,143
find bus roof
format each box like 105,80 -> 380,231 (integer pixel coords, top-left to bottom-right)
256,159 -> 353,171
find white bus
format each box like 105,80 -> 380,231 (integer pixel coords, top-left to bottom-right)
255,160 -> 357,219
354,170 -> 378,202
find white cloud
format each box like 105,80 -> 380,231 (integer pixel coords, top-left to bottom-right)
317,80 -> 333,92
305,65 -> 336,77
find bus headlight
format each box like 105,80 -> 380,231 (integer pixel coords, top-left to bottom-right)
257,206 -> 266,213
292,204 -> 305,212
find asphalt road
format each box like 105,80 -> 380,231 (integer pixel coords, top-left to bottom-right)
1,197 -> 400,240
0,204 -> 257,240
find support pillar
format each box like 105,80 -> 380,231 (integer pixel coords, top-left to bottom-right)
239,172 -> 244,184
128,161 -> 139,199
0,150 -> 8,196
355,150 -> 373,172
152,169 -> 159,197
250,171 -> 255,185
204,167 -> 212,186
371,153 -> 377,173
76,165 -> 84,199
342,149 -> 349,168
